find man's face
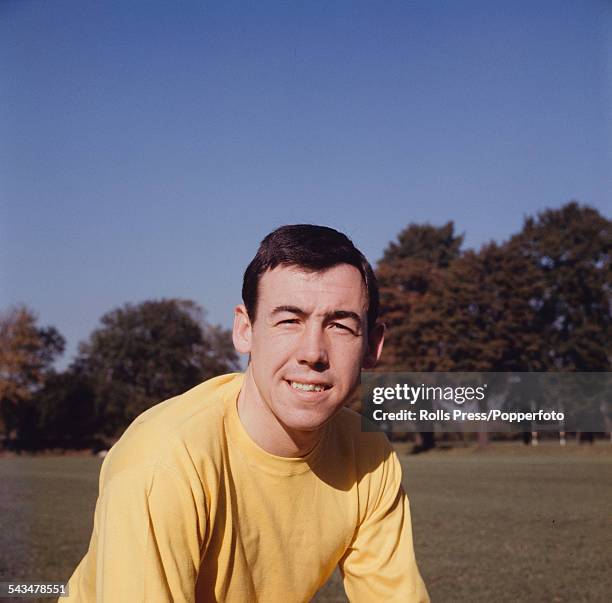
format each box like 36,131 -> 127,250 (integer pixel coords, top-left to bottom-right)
241,264 -> 379,434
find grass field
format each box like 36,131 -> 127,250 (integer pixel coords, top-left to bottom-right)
1,442 -> 610,602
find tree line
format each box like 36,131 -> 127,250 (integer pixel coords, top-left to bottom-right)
375,202 -> 610,450
0,300 -> 239,450
1,201 -> 610,450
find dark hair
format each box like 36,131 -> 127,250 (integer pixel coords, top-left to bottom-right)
242,224 -> 380,331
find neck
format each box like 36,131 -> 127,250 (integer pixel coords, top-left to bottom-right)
236,368 -> 323,457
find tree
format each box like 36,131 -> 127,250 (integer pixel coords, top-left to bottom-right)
33,369 -> 97,449
398,204 -> 610,374
77,299 -> 240,436
382,221 -> 464,267
407,242 -> 544,372
0,305 -> 65,441
377,222 -> 464,451
377,221 -> 465,369
377,203 -> 611,449
509,202 -> 611,442
509,202 -> 611,371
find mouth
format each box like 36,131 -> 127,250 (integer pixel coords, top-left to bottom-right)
285,380 -> 332,393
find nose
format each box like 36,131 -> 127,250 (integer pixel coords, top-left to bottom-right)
296,323 -> 329,370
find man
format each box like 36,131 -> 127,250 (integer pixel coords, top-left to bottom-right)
65,224 -> 429,602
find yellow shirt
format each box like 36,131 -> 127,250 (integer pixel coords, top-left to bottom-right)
66,373 -> 429,602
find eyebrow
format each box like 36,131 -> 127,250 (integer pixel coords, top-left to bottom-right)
271,305 -> 362,325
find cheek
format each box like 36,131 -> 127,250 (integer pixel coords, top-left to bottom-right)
332,336 -> 367,361
331,347 -> 366,383
252,332 -> 295,369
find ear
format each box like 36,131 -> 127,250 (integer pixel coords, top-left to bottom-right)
233,304 -> 253,354
362,322 -> 385,369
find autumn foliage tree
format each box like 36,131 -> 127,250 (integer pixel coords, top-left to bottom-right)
377,222 -> 464,371
0,305 -> 65,442
376,223 -> 464,451
376,202 -> 610,450
405,242 -> 544,373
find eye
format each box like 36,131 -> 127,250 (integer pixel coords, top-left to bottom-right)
330,322 -> 354,333
277,319 -> 299,326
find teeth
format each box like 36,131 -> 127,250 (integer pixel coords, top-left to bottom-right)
291,382 -> 325,392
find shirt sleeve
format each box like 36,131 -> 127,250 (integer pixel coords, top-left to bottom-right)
68,456 -> 205,603
339,447 -> 430,603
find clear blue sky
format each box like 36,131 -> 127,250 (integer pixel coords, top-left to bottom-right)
1,0 -> 611,367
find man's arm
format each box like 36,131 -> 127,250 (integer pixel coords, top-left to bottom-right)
67,455 -> 205,603
339,447 -> 429,603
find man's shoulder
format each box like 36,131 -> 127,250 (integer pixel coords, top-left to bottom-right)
133,372 -> 241,429
101,373 -> 244,483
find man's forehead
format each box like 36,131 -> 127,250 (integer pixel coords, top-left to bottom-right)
258,265 -> 368,312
